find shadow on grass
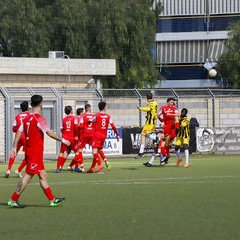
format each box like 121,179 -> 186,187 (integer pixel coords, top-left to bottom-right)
0,202 -> 52,208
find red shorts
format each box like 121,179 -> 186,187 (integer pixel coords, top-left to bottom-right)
60,139 -> 76,153
25,155 -> 45,175
17,134 -> 26,152
92,136 -> 105,149
164,124 -> 176,140
78,135 -> 93,148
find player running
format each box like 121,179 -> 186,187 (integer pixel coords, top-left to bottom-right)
56,106 -> 78,173
87,101 -> 120,173
5,101 -> 30,178
175,108 -> 190,168
158,97 -> 179,165
8,95 -> 68,208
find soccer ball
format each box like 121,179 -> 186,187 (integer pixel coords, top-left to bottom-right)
209,69 -> 217,78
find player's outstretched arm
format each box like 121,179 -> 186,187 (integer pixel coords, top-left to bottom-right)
46,130 -> 70,146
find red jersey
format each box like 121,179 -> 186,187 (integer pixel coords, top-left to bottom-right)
12,111 -> 30,133
158,105 -> 178,125
92,112 -> 118,139
79,113 -> 94,137
75,115 -> 82,138
19,113 -> 50,157
60,115 -> 78,140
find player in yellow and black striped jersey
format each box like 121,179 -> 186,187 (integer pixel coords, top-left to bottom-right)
175,108 -> 190,168
135,92 -> 158,159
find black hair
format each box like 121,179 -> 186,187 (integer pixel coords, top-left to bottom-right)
65,106 -> 73,115
84,104 -> 91,112
167,97 -> 175,102
31,95 -> 43,107
181,108 -> 188,114
76,107 -> 84,116
146,92 -> 153,100
20,101 -> 29,112
98,101 -> 107,111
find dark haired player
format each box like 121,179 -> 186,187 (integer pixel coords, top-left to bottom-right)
175,108 -> 190,168
135,91 -> 158,159
8,95 -> 69,208
5,101 -> 30,178
87,101 -> 119,173
158,97 -> 179,165
68,107 -> 84,170
56,105 -> 78,172
71,104 -> 94,172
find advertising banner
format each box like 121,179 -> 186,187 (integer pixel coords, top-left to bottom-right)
82,128 -> 122,156
196,127 -> 240,152
122,128 -> 156,154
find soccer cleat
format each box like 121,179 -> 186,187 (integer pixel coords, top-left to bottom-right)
94,165 -> 104,173
176,159 -> 182,167
86,168 -> 94,173
74,168 -> 82,173
165,156 -> 170,162
67,166 -> 73,171
160,157 -> 167,166
15,170 -> 22,178
8,200 -> 25,208
184,163 -> 190,168
143,162 -> 152,167
160,156 -> 170,166
160,161 -> 166,166
80,168 -> 85,173
135,153 -> 145,159
49,197 -> 65,207
4,170 -> 11,178
105,161 -> 111,171
55,169 -> 61,173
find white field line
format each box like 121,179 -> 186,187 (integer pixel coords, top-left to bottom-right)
1,175 -> 240,187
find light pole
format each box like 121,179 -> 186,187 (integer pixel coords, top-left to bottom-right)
62,55 -> 70,87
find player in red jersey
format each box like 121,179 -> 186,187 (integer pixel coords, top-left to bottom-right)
67,107 -> 84,170
8,95 -> 69,208
87,101 -> 120,173
158,97 -> 179,165
70,103 -> 94,172
56,106 -> 78,173
5,101 -> 30,178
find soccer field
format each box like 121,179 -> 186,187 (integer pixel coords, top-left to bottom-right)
1,155 -> 240,240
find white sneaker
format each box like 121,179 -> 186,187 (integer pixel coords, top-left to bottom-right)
4,170 -> 11,178
15,170 -> 22,178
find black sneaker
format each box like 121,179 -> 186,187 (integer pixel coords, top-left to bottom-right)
160,157 -> 169,166
135,153 -> 145,159
8,200 -> 25,208
143,162 -> 152,167
49,197 -> 65,207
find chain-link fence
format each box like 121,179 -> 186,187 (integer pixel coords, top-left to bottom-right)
1,87 -> 240,162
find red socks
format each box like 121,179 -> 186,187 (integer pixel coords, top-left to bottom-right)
7,157 -> 15,171
57,156 -> 66,170
99,150 -> 107,161
43,187 -> 54,201
18,159 -> 27,172
11,192 -> 20,202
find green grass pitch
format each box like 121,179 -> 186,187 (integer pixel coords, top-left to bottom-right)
1,154 -> 240,240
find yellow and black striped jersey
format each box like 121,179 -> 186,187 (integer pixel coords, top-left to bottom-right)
139,100 -> 158,125
177,116 -> 190,138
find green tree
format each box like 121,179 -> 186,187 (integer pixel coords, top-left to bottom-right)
217,21 -> 240,88
0,0 -> 162,88
0,0 -> 52,57
84,0 -> 161,88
